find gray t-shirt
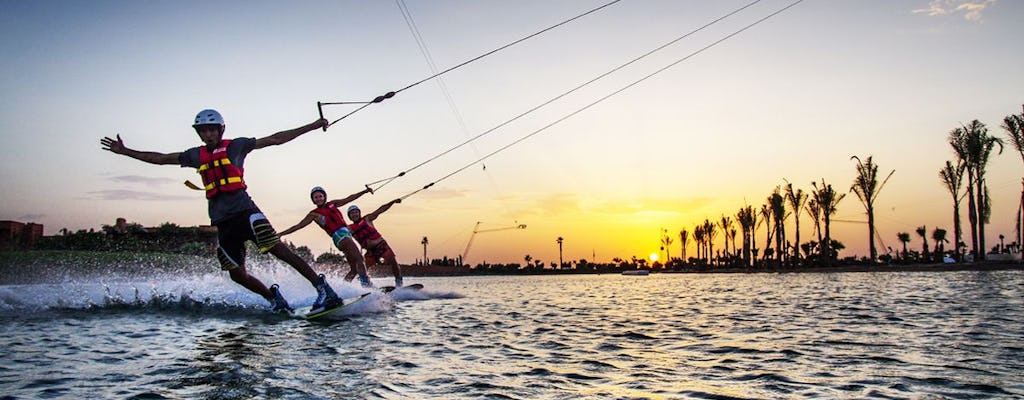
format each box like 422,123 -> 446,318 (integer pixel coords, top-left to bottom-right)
179,137 -> 259,224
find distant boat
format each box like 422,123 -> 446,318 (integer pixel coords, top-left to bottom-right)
986,252 -> 1022,262
621,270 -> 649,276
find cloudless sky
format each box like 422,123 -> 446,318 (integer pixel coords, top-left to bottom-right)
2,0 -> 1022,265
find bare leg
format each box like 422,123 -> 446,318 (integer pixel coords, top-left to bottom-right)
384,253 -> 402,285
267,243 -> 319,285
338,238 -> 370,283
228,265 -> 273,300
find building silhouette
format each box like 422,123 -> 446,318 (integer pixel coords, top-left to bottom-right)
0,221 -> 44,250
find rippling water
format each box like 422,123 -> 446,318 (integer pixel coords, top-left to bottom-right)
1,269 -> 1022,399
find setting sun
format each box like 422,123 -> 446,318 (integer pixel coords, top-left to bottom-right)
649,253 -> 659,262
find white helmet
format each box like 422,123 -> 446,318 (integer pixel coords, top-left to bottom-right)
310,186 -> 326,201
193,109 -> 225,127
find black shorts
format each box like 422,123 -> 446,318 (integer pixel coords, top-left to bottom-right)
215,211 -> 281,270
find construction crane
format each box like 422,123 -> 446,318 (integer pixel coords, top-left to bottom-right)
462,221 -> 527,261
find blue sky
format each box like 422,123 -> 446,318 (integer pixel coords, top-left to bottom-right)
1,0 -> 1022,264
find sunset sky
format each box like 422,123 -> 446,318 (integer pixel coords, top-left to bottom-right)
2,0 -> 1022,265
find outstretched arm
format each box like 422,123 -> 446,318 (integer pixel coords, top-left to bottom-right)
253,118 -> 328,149
364,198 -> 402,222
329,187 -> 373,207
278,213 -> 318,236
100,134 -> 181,165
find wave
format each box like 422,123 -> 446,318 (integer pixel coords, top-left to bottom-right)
0,267 -> 398,318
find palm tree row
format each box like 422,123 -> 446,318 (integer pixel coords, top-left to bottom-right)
670,105 -> 1023,268
947,117 -> 1011,261
678,178 -> 849,268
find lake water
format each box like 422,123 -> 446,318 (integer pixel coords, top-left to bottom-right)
1,265 -> 1022,399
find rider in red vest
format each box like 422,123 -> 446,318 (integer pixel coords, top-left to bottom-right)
347,198 -> 404,287
278,186 -> 375,287
100,108 -> 344,314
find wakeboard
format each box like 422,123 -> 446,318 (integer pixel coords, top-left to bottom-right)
380,283 -> 424,294
292,292 -> 372,320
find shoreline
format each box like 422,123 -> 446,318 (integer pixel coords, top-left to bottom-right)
388,260 -> 1024,277
655,261 -> 1024,275
2,250 -> 1022,284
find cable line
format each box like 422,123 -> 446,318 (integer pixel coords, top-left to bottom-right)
398,0 -> 522,217
323,0 -> 624,128
397,0 -> 806,201
367,0 -> 765,192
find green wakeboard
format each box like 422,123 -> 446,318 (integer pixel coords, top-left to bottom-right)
292,292 -> 372,320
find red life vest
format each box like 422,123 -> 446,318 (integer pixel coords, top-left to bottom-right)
348,219 -> 382,247
311,203 -> 348,234
197,140 -> 247,199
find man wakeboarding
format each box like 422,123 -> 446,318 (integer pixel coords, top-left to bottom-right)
100,109 -> 345,315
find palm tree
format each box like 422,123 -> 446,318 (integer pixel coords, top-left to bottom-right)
749,203 -> 760,263
421,236 -> 429,265
933,228 -> 948,260
806,197 -> 823,251
703,219 -> 718,265
737,205 -> 756,266
769,188 -> 787,263
940,160 -> 967,261
950,126 -> 979,260
897,232 -> 911,261
524,254 -> 532,268
1002,105 -> 1024,248
950,120 -> 1004,261
679,229 -> 689,261
785,181 -> 808,260
660,228 -> 673,265
850,155 -> 895,262
693,224 -> 705,262
719,216 -> 734,257
729,228 -> 738,258
760,204 -> 774,261
556,237 -> 564,269
915,226 -> 930,263
811,179 -> 846,263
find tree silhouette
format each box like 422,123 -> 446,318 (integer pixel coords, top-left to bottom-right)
421,236 -> 429,266
897,232 -> 911,261
703,219 -> 717,265
556,236 -> 564,269
660,228 -> 673,265
806,197 -> 823,250
759,204 -> 773,261
811,179 -> 846,263
933,228 -> 948,260
693,224 -> 705,262
915,225 -> 930,263
749,203 -> 760,263
850,155 -> 895,262
939,160 -> 967,261
769,188 -> 787,263
950,120 -> 1004,261
737,205 -> 756,267
679,229 -> 689,262
785,181 -> 808,260
1002,105 -> 1024,248
719,216 -> 733,258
